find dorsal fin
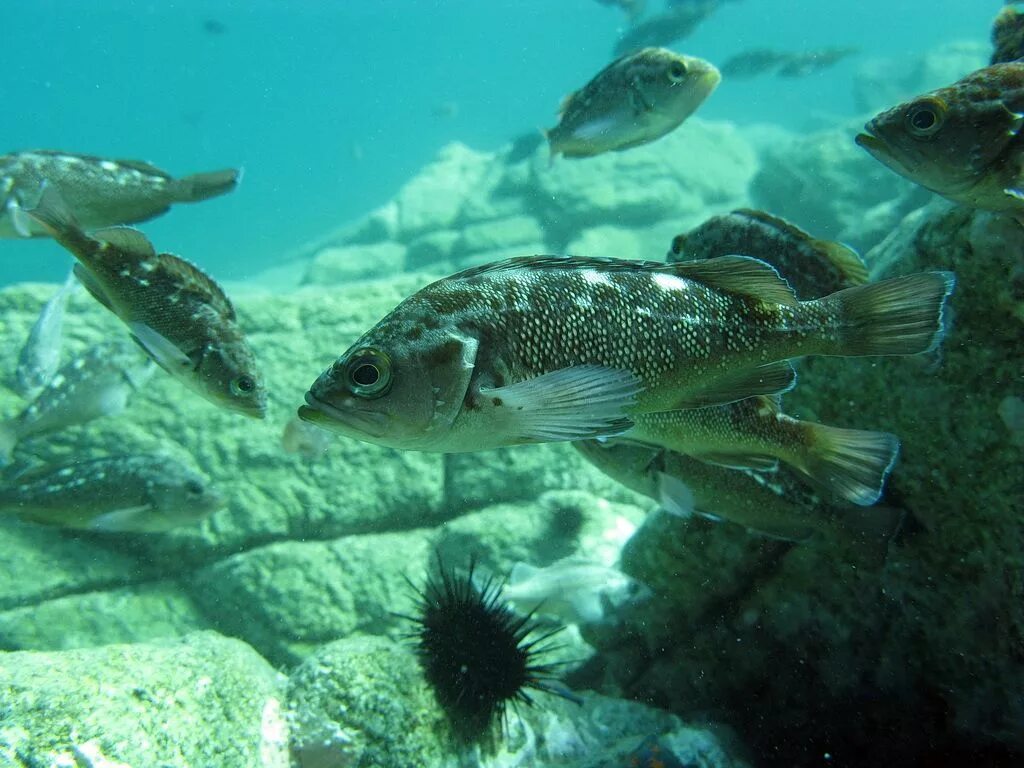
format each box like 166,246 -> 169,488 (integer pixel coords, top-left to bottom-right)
94,227 -> 157,259
155,253 -> 236,319
450,254 -> 799,306
734,208 -> 814,241
112,158 -> 173,179
814,239 -> 869,286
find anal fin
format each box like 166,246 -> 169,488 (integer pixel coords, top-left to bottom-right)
672,360 -> 796,409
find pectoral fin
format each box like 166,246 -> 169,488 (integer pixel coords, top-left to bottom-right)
128,322 -> 194,372
87,505 -> 152,533
7,200 -> 33,237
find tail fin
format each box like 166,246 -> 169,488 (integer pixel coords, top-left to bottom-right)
170,169 -> 240,203
798,424 -> 900,506
823,271 -> 955,356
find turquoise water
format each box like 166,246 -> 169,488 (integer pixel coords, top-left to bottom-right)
0,0 -> 993,285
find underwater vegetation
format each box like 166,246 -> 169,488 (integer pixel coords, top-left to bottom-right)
0,2 -> 1021,767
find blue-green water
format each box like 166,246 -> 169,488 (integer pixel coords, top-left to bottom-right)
0,0 -> 994,285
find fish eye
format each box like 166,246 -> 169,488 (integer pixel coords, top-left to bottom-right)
905,98 -> 946,138
346,348 -> 392,398
231,374 -> 256,396
185,480 -> 204,496
670,234 -> 686,255
668,61 -> 688,82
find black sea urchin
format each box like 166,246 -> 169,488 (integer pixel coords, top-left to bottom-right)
406,556 -> 572,741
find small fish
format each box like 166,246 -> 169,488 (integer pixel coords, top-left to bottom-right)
856,62 -> 1024,219
546,47 -> 720,159
613,1 -> 720,57
593,0 -> 647,22
720,48 -> 790,79
0,342 -> 154,464
0,150 -> 238,238
202,18 -> 227,36
991,5 -> 1024,65
574,440 -> 905,551
27,187 -> 267,418
497,557 -> 649,625
0,454 -> 224,533
281,414 -> 331,457
668,209 -> 868,300
13,267 -> 77,399
299,255 -> 953,453
624,395 -> 899,506
776,47 -> 858,78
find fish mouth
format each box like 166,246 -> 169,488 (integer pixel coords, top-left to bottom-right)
854,129 -> 887,157
299,391 -> 389,438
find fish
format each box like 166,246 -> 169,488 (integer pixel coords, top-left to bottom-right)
776,47 -> 858,78
668,209 -> 868,300
281,414 -> 331,457
0,341 -> 154,464
12,267 -> 77,399
856,62 -> 1024,219
720,48 -> 790,79
0,454 -> 224,533
623,396 -> 899,506
992,5 -> 1024,65
299,254 -> 954,453
26,186 -> 267,418
573,440 -> 905,551
546,47 -> 720,159
0,150 -> 239,238
593,0 -> 647,22
612,1 -> 720,58
496,557 -> 649,625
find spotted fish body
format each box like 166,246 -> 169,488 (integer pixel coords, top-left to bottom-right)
546,47 -> 720,159
27,188 -> 267,418
669,209 -> 868,300
300,255 -> 954,453
0,150 -> 238,238
13,268 -> 77,399
857,62 -> 1024,216
0,454 -> 224,533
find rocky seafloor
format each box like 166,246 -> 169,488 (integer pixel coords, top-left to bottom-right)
1,42 -> 1021,768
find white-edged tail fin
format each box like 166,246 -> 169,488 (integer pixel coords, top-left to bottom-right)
799,424 -> 900,506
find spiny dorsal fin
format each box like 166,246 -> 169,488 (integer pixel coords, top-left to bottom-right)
94,227 -> 157,259
734,208 -> 814,241
155,253 -> 236,319
815,239 -> 869,286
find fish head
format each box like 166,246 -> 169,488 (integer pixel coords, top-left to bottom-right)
856,64 -> 1024,199
299,323 -> 478,450
193,339 -> 268,418
633,49 -> 721,124
133,461 -> 225,532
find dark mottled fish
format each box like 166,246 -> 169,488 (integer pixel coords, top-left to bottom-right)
300,255 -> 953,452
668,209 -> 868,300
0,150 -> 238,238
613,1 -> 720,57
0,342 -> 153,464
13,268 -> 77,399
27,187 -> 267,418
624,395 -> 899,505
856,62 -> 1024,218
593,0 -> 647,23
574,440 -> 904,551
0,454 -> 224,533
776,47 -> 858,78
992,5 -> 1024,65
547,47 -> 720,159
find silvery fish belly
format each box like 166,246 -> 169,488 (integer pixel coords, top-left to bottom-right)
0,150 -> 239,238
300,255 -> 954,453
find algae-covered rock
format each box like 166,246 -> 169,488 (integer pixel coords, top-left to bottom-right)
395,142 -> 495,238
302,241 -> 406,285
0,631 -> 288,767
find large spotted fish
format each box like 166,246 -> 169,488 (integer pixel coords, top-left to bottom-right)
0,149 -> 238,238
300,255 -> 954,453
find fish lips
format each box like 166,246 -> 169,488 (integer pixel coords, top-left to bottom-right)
299,391 -> 389,438
854,127 -> 887,158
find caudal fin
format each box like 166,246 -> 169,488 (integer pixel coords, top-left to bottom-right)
823,271 -> 955,356
170,169 -> 240,203
798,424 -> 900,506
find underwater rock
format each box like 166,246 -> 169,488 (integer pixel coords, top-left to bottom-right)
750,119 -> 929,252
0,580 -> 208,651
453,213 -> 545,259
190,530 -> 433,666
567,221 -> 685,261
405,228 -> 462,271
301,241 -> 406,285
0,631 -> 288,767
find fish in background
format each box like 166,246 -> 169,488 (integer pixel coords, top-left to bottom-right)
720,47 -> 858,79
856,62 -> 1024,220
27,187 -> 267,418
624,396 -> 899,506
0,454 -> 224,533
281,414 -> 331,458
612,0 -> 721,57
0,150 -> 239,238
776,47 -> 859,78
668,209 -> 868,299
592,0 -> 647,23
12,267 -> 78,399
546,47 -> 721,159
300,255 -> 953,453
0,342 -> 154,464
490,557 -> 650,625
992,4 -> 1024,65
573,440 -> 905,555
719,48 -> 791,79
